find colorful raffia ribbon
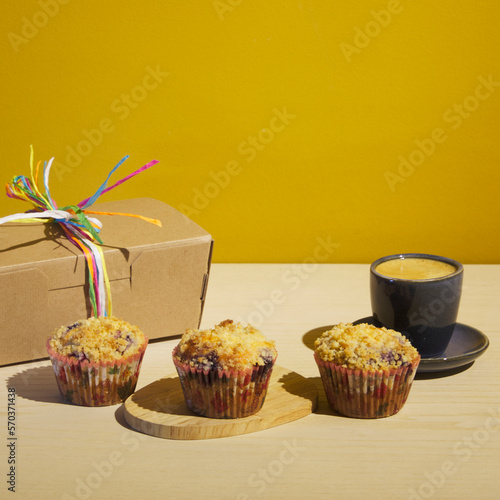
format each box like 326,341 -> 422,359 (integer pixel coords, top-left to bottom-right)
0,146 -> 161,318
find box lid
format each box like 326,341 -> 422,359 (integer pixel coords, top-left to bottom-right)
0,197 -> 211,290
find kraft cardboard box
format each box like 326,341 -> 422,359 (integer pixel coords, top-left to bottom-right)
0,197 -> 213,366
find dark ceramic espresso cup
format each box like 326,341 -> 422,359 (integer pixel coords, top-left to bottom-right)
370,253 -> 463,357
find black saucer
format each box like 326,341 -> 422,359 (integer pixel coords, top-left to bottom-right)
353,317 -> 490,373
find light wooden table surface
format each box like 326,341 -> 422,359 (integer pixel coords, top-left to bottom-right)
1,264 -> 499,500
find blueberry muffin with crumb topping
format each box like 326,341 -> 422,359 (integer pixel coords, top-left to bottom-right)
314,322 -> 420,418
172,319 -> 277,418
46,316 -> 148,406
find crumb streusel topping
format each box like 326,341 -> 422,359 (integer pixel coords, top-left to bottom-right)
314,322 -> 419,370
48,316 -> 146,362
174,319 -> 277,371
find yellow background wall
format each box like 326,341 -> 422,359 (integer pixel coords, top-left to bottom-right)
1,1 -> 499,263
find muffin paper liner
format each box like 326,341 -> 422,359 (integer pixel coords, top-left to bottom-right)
46,339 -> 148,407
314,352 -> 420,418
172,346 -> 276,418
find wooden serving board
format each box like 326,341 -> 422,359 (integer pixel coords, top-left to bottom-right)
123,365 -> 318,440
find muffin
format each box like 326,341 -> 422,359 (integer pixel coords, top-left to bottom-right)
46,316 -> 148,406
314,322 -> 420,418
172,319 -> 277,418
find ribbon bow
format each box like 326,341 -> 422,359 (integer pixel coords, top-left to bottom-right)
0,146 -> 161,318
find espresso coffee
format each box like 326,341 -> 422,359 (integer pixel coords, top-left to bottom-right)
375,257 -> 456,281
371,254 -> 463,357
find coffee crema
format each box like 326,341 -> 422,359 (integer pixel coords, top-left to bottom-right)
375,257 -> 457,280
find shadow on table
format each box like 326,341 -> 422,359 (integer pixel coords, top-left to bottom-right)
302,325 -> 335,351
275,370 -> 322,414
115,404 -> 132,430
306,376 -> 342,417
114,376 -> 194,433
415,362 -> 474,380
6,365 -> 64,404
126,377 -> 190,415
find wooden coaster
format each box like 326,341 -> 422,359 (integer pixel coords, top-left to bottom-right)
123,365 -> 318,440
